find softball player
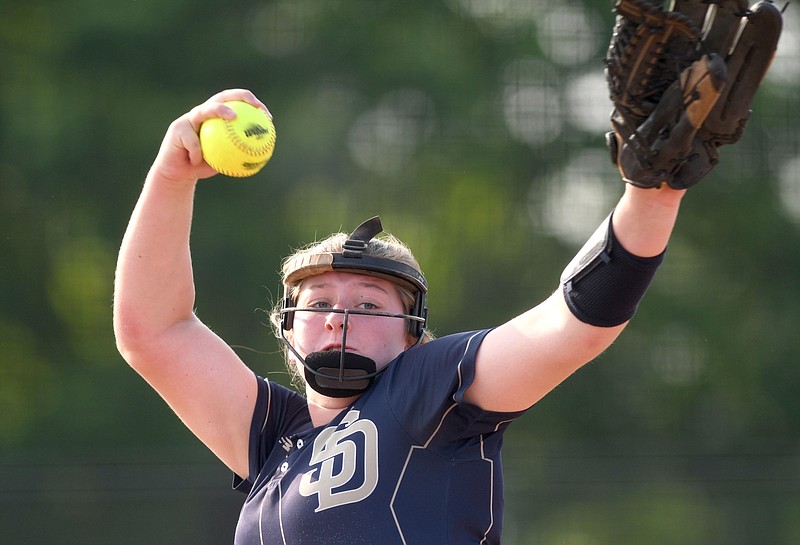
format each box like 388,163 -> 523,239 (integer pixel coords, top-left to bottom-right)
114,89 -> 684,543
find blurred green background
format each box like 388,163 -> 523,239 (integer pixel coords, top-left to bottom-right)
2,0 -> 800,543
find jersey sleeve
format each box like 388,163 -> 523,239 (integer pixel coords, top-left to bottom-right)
232,376 -> 310,494
382,329 -> 526,446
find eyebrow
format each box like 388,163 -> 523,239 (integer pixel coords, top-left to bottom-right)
303,280 -> 391,295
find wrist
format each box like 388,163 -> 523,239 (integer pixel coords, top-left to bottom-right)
611,184 -> 683,259
146,165 -> 201,191
624,183 -> 687,210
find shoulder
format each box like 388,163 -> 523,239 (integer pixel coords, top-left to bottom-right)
382,329 -> 492,388
404,329 -> 492,363
252,376 -> 311,434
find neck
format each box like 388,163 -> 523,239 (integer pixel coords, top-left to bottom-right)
305,390 -> 360,427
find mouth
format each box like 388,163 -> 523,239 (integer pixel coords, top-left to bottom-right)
320,344 -> 356,353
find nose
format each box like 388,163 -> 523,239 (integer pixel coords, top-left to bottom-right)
324,309 -> 351,331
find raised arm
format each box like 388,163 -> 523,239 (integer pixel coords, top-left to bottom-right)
465,184 -> 685,412
466,0 -> 782,412
113,90 -> 268,478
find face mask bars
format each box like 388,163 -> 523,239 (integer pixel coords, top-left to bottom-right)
278,306 -> 426,384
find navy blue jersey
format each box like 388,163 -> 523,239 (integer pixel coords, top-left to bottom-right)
233,329 -> 525,544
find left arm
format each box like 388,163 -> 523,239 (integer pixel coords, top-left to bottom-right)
464,184 -> 686,412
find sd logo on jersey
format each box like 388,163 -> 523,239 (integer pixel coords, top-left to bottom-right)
299,409 -> 379,512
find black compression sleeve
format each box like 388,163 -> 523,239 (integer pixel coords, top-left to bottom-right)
562,219 -> 665,327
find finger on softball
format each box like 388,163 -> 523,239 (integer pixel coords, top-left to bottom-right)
206,88 -> 271,118
186,102 -> 234,133
175,122 -> 204,166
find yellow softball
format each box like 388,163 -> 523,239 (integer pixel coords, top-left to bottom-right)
199,100 -> 276,178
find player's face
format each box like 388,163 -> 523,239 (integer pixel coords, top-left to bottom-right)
289,271 -> 412,373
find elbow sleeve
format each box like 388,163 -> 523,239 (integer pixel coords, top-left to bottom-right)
561,213 -> 665,327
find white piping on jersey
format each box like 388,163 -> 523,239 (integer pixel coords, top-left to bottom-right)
478,436 -> 493,545
480,420 -> 513,543
259,494 -> 267,545
389,404 -> 458,545
476,418 -> 515,543
477,420 -> 512,544
259,380 -> 279,545
493,419 -> 513,433
390,331 -> 494,545
261,378 -> 272,434
278,478 -> 288,545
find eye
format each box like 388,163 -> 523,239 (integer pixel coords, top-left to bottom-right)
309,300 -> 332,309
357,301 -> 379,310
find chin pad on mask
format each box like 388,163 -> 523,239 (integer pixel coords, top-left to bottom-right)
304,350 -> 377,398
